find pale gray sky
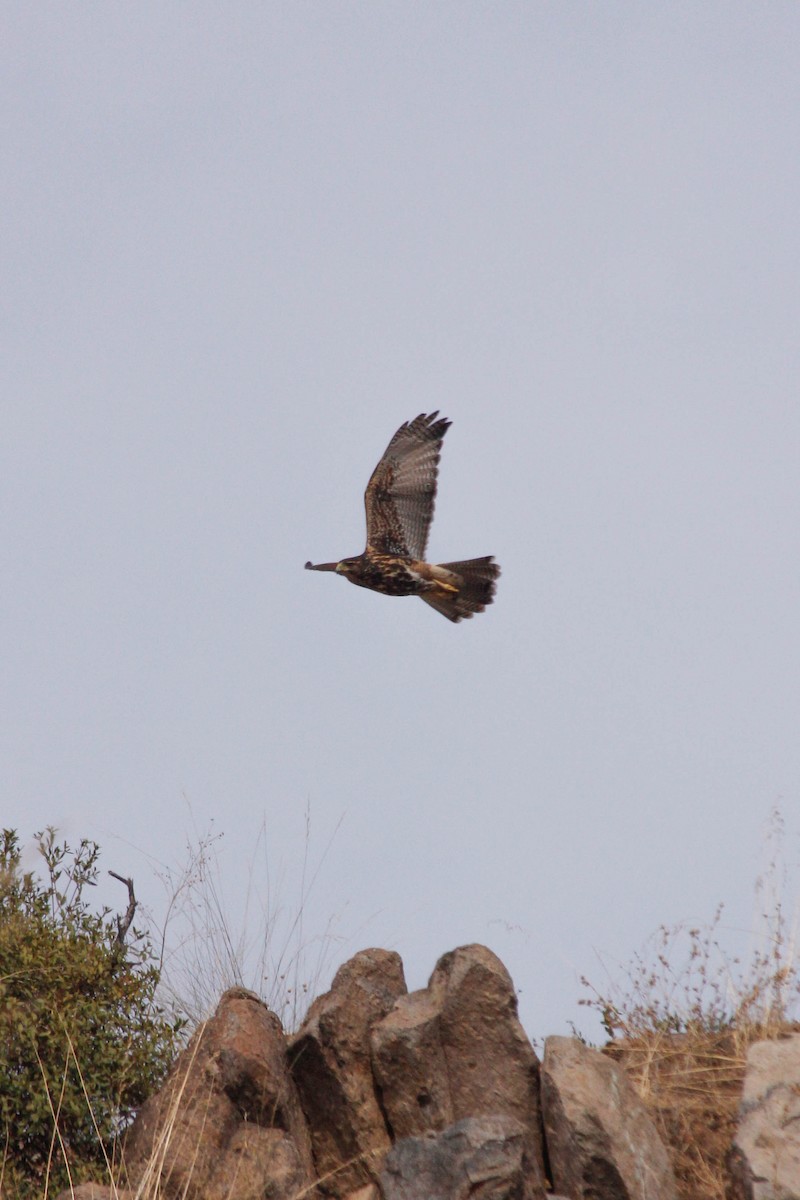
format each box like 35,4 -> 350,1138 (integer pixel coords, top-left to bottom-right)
4,3 -> 800,1039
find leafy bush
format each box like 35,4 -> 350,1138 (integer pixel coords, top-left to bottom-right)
0,828 -> 184,1198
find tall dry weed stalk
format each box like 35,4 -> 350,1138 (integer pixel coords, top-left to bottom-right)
145,805 -> 346,1030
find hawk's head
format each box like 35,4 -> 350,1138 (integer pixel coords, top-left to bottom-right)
304,558 -> 358,578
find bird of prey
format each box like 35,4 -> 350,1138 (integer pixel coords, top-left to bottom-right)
305,413 -> 500,622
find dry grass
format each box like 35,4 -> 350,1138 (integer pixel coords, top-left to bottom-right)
607,1028 -> 754,1199
607,1013 -> 800,1200
580,811 -> 800,1200
146,806 -> 346,1032
145,801 -> 345,1027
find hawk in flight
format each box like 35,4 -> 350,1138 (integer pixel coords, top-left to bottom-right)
305,413 -> 500,622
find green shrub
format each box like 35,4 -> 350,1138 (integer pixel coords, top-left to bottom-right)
0,828 -> 184,1197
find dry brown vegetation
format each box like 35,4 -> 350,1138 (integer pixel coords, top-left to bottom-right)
581,812 -> 800,1200
608,1028 -> 756,1200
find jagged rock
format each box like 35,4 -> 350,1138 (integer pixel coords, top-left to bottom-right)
371,944 -> 545,1179
728,1033 -> 800,1200
370,972 -> 453,1133
289,948 -> 408,1196
123,987 -> 314,1200
541,1035 -> 678,1200
380,1114 -> 544,1200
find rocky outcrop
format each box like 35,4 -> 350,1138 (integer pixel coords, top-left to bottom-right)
540,1035 -> 678,1200
727,1032 -> 800,1200
124,986 -> 315,1200
288,948 -> 408,1196
100,945 -> 692,1200
371,944 -> 545,1178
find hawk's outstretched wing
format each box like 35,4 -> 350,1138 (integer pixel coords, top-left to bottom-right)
364,412 -> 451,559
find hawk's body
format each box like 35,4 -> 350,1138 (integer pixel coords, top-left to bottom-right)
305,413 -> 499,622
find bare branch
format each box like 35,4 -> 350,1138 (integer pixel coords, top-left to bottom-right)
108,869 -> 136,947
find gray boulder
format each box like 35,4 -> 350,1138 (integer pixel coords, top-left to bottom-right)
728,1033 -> 800,1200
541,1035 -> 678,1200
380,1114 -> 545,1200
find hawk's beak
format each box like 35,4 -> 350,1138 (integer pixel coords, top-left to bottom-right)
304,561 -> 339,572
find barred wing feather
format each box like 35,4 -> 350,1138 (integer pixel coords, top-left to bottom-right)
363,412 -> 451,560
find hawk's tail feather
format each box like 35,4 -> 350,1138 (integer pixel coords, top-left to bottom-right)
420,556 -> 500,623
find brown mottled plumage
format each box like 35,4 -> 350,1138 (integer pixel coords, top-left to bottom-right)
305,413 -> 500,622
